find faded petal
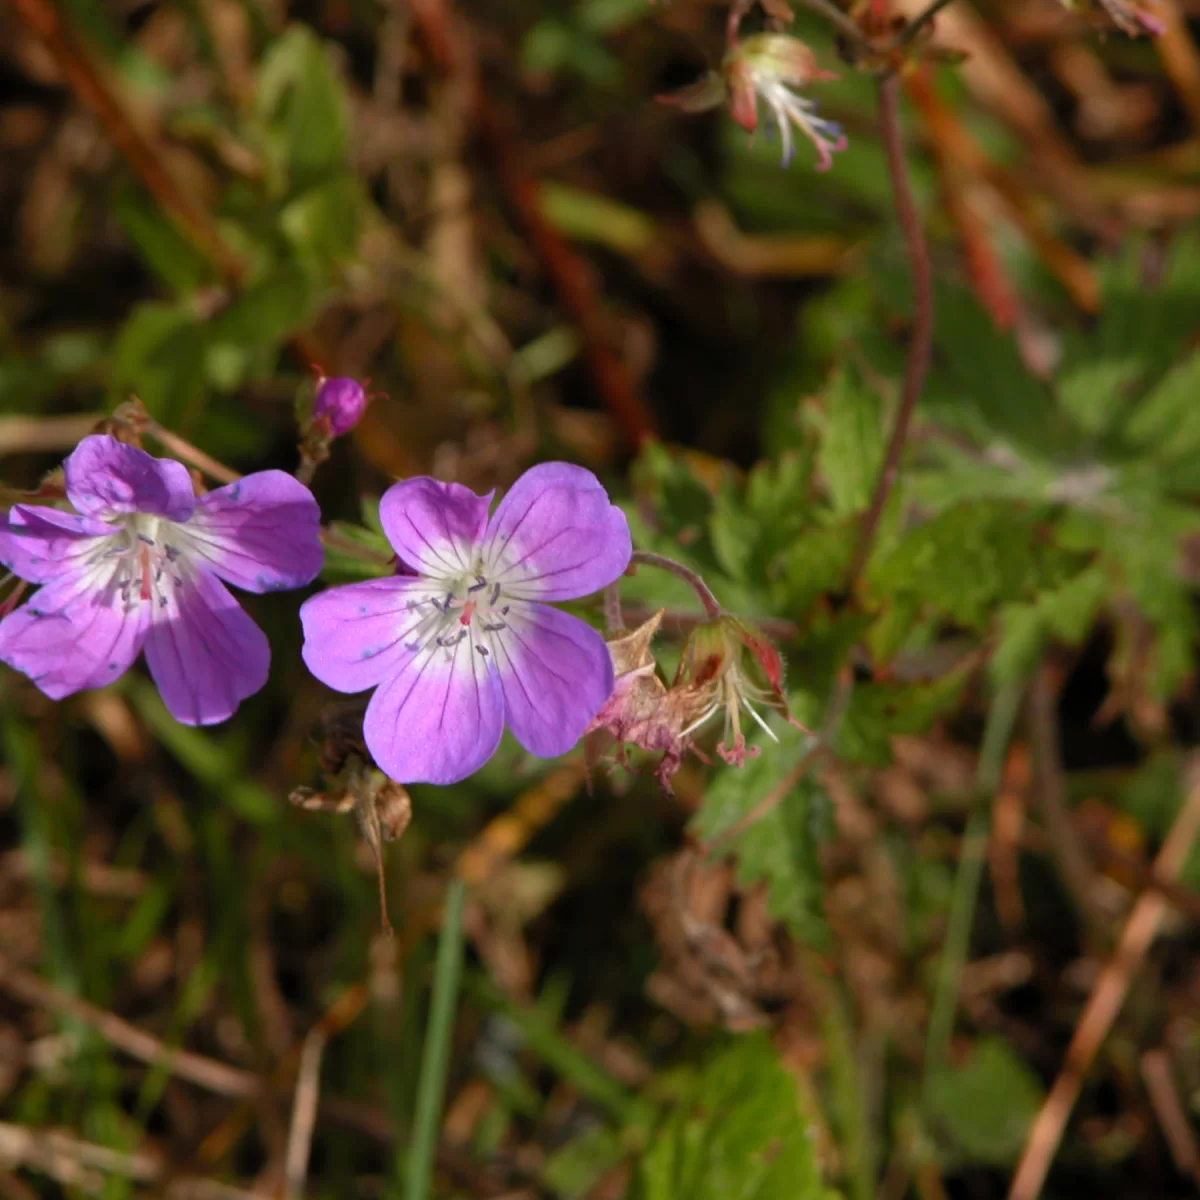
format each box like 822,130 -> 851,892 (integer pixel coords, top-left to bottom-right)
483,463 -> 631,601
64,435 -> 196,522
144,568 -> 269,725
492,602 -> 614,757
188,471 -> 323,593
301,576 -> 431,693
378,478 -> 492,578
0,505 -> 111,583
0,571 -> 148,699
363,639 -> 504,784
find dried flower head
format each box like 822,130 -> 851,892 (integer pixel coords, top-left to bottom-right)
724,34 -> 847,171
301,463 -> 632,785
0,435 -> 323,723
674,615 -> 803,767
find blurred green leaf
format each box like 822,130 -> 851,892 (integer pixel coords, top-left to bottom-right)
925,1038 -> 1044,1167
692,744 -> 829,945
636,1034 -> 838,1200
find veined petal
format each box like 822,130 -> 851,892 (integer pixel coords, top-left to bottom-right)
64,435 -> 196,522
378,478 -> 492,578
0,505 -> 112,583
490,601 -> 614,757
188,470 -> 323,593
363,639 -> 503,784
0,570 -> 148,699
144,567 -> 269,725
300,576 -> 434,693
483,463 -> 631,601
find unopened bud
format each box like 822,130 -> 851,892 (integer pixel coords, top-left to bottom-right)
312,375 -> 368,437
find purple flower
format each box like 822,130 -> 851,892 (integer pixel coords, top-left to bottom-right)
300,463 -> 632,785
312,375 -> 368,437
0,435 -> 323,724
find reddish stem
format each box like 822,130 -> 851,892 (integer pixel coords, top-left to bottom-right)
844,73 -> 934,593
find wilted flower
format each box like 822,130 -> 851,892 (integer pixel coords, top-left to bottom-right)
674,614 -> 803,767
658,33 -> 845,172
725,34 -> 846,171
312,374 -> 368,438
585,610 -> 696,790
300,463 -> 632,785
0,435 -> 323,724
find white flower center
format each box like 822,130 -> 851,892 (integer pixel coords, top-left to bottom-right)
84,514 -> 194,613
403,564 -> 512,663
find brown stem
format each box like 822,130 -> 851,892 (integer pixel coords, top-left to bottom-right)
10,0 -> 245,286
902,0 -> 957,44
602,582 -> 625,633
629,550 -> 722,619
844,73 -> 933,593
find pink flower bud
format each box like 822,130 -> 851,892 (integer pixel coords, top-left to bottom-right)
312,376 -> 367,437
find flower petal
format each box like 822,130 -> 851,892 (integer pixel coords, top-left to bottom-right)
0,505 -> 111,583
300,576 -> 436,693
483,463 -> 631,601
143,568 -> 269,725
490,601 -> 614,757
187,470 -> 323,593
363,639 -> 504,785
64,435 -> 196,522
378,478 -> 492,577
0,571 -> 148,699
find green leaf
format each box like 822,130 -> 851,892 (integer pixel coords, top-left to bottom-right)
691,745 -> 829,945
837,667 -> 971,768
279,174 -> 364,273
110,182 -> 214,293
255,25 -> 349,192
1119,348 -> 1200,464
1056,233 -> 1200,437
108,301 -> 206,421
815,364 -> 883,516
636,1034 -> 838,1200
992,564 -> 1108,685
867,501 -> 1082,631
925,1038 -> 1044,1168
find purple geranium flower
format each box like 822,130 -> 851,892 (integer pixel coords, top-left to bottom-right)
300,463 -> 632,785
0,435 -> 323,724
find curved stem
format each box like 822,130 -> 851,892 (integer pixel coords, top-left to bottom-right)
629,550 -> 722,619
794,0 -> 870,46
844,72 -> 933,593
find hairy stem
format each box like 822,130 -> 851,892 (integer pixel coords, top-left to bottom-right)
629,550 -> 722,619
844,72 -> 933,592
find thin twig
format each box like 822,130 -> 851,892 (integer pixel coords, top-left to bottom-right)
844,73 -> 934,593
1141,1050 -> 1200,1187
9,0 -> 245,285
1009,761 -> 1200,1200
629,550 -> 721,619
283,1029 -> 327,1200
144,421 -> 242,485
795,0 -> 871,45
0,415 -> 103,457
0,1121 -> 258,1199
902,0 -> 957,44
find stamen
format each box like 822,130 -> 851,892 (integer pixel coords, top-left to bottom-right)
137,534 -> 156,546
468,576 -> 488,593
475,645 -> 489,657
436,630 -> 468,647
164,545 -> 181,562
481,620 -> 506,632
489,583 -> 501,605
